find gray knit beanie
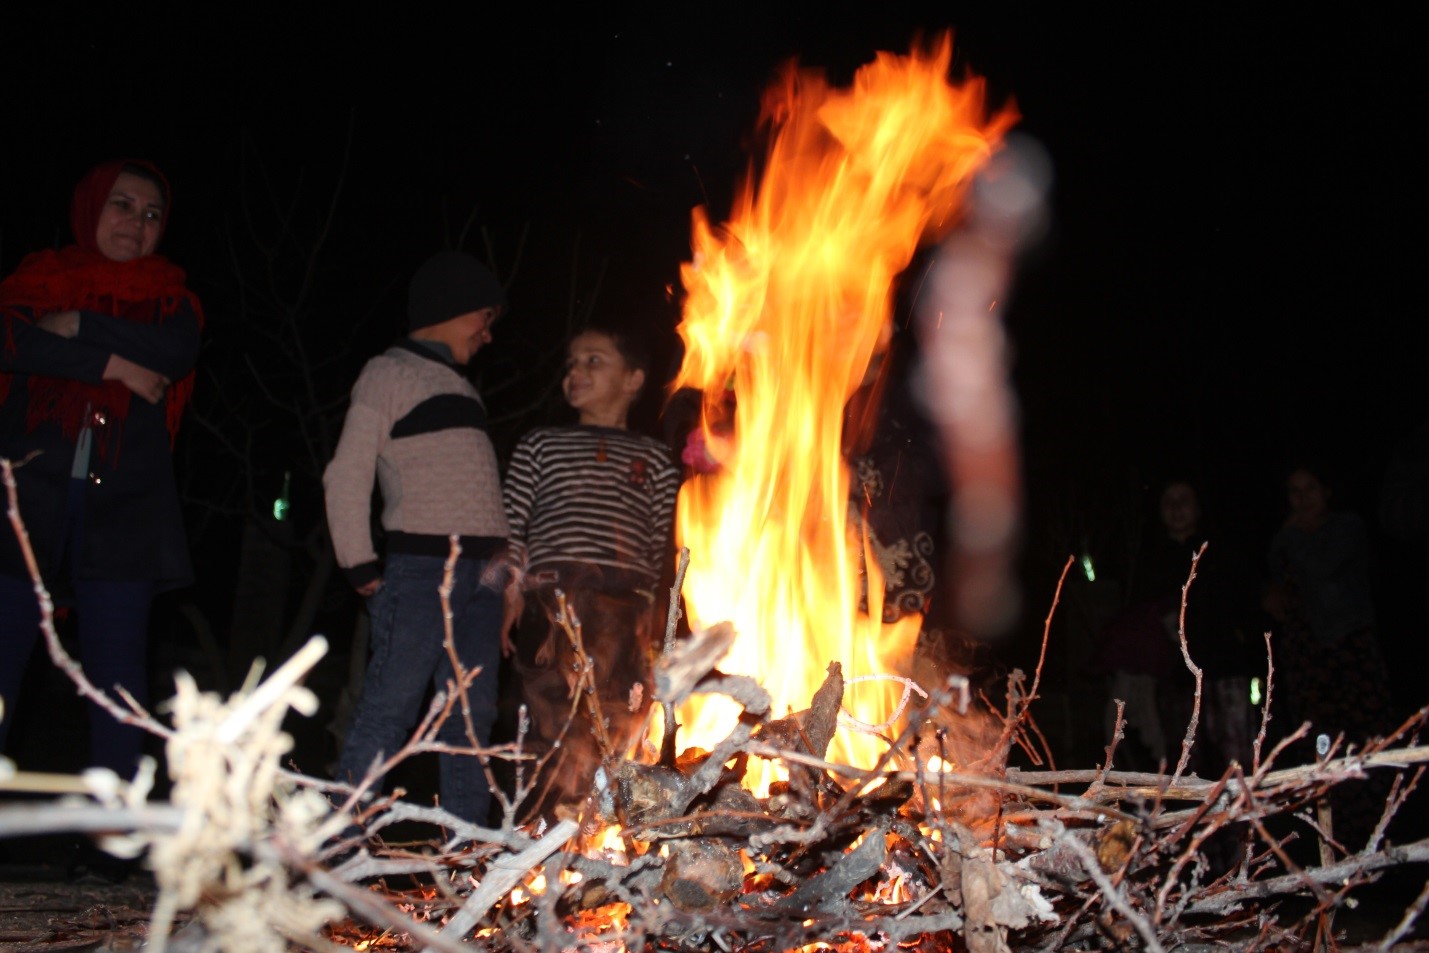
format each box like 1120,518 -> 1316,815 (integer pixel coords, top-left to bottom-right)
407,251 -> 506,332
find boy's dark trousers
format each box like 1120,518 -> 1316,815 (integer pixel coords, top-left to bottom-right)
503,572 -> 657,821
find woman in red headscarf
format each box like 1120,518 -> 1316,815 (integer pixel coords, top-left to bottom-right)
0,159 -> 202,778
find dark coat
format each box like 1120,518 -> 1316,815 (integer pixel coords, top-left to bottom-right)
0,302 -> 200,593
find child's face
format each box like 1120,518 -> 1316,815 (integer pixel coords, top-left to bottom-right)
440,307 -> 499,365
563,332 -> 644,422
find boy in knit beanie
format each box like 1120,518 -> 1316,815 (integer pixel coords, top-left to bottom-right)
324,250 -> 509,826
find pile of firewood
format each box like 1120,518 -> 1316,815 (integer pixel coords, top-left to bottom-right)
304,601 -> 1429,953
5,457 -> 1428,951
436,637 -> 1428,950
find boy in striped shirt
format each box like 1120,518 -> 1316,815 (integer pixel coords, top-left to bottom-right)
500,325 -> 680,818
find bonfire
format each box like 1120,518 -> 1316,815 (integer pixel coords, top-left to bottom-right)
3,31 -> 1428,953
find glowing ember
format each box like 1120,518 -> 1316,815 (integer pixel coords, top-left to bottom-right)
666,32 -> 1017,792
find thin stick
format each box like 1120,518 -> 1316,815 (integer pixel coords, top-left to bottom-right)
1374,876 -> 1429,951
436,535 -> 483,750
660,546 -> 691,765
1171,541 -> 1207,781
992,554 -> 1072,760
1252,630 -> 1275,773
1086,699 -> 1128,801
426,818 -> 579,947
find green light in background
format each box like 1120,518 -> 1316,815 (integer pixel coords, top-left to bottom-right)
1250,677 -> 1262,706
1080,554 -> 1096,582
272,471 -> 291,522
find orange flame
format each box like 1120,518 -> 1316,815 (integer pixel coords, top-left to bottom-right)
667,33 -> 1017,793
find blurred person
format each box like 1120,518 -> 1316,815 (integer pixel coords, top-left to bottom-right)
843,329 -> 945,626
1,159 -> 202,781
1146,479 -> 1258,776
1089,596 -> 1173,772
1093,477 -> 1258,775
1264,461 -> 1394,847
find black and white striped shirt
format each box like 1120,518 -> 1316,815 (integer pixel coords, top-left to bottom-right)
502,425 -> 680,591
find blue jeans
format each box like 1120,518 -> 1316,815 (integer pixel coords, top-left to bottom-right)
335,553 -> 502,825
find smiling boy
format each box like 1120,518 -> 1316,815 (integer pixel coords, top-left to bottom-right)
499,325 -> 680,818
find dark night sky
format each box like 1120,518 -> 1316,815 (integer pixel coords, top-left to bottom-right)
3,5 -> 1424,683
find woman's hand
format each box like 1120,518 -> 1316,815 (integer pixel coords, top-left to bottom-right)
37,310 -> 82,338
102,354 -> 170,404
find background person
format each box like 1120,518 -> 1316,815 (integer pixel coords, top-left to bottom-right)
1264,460 -> 1394,847
1140,478 -> 1258,777
0,158 -> 202,780
1089,477 -> 1259,774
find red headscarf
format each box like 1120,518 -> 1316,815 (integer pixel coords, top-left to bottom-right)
0,158 -> 203,450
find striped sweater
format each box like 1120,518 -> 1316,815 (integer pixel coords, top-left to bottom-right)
502,425 -> 680,592
323,340 -> 509,589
